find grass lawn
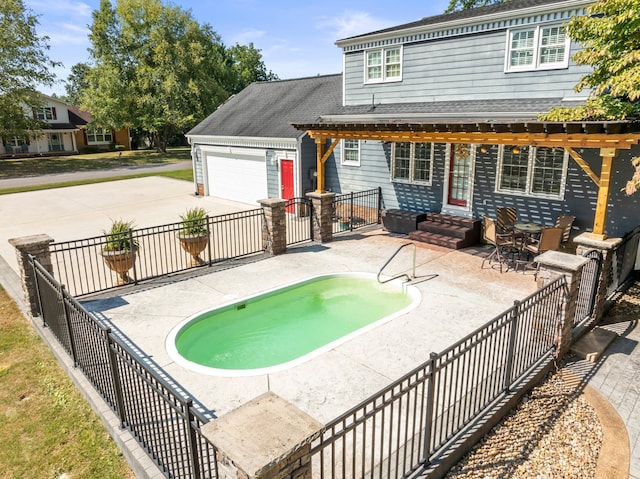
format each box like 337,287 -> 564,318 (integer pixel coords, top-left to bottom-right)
0,287 -> 135,478
0,147 -> 190,179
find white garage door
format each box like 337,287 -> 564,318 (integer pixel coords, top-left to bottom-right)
205,152 -> 268,205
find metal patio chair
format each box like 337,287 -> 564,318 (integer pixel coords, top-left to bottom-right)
555,214 -> 575,243
482,216 -> 515,273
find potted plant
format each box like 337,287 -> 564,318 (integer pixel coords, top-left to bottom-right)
177,207 -> 209,266
101,219 -> 138,284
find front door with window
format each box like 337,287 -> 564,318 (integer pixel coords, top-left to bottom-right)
280,159 -> 295,213
444,143 -> 474,213
48,133 -> 63,151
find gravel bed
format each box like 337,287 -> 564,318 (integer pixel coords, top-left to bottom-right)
445,370 -> 602,478
445,281 -> 640,478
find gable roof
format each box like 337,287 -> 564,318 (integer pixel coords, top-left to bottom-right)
187,74 -> 343,139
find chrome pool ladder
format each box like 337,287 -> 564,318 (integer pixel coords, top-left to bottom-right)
377,242 -> 416,284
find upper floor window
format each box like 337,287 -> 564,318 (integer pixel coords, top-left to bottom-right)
87,127 -> 113,143
342,139 -> 360,166
365,46 -> 402,83
496,145 -> 568,199
36,107 -> 57,121
506,25 -> 569,72
391,142 -> 433,185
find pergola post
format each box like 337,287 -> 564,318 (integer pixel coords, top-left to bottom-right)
592,148 -> 617,240
315,138 -> 325,193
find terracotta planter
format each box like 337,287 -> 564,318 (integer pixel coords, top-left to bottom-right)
177,233 -> 209,266
102,249 -> 137,285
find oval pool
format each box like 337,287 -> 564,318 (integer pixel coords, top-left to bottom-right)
165,273 -> 421,377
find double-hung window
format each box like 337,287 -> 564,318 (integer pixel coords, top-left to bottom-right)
342,139 -> 360,166
365,46 -> 402,83
36,107 -> 56,121
391,142 -> 433,185
506,24 -> 569,71
497,145 -> 568,198
87,127 -> 113,143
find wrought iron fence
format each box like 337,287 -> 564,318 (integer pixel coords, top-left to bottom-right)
285,197 -> 313,245
310,276 -> 565,478
51,209 -> 265,297
574,249 -> 602,329
608,225 -> 640,296
31,258 -> 218,479
332,188 -> 382,234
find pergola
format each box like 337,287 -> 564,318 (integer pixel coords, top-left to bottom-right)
294,120 -> 640,240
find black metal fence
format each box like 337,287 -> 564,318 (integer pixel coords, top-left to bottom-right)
32,259 -> 218,479
285,197 -> 314,245
574,249 -> 602,329
609,225 -> 640,296
51,209 -> 265,297
332,188 -> 382,234
310,276 -> 566,478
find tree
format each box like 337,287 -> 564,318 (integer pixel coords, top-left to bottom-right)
0,0 -> 60,140
83,0 -> 231,152
445,0 -> 508,13
538,0 -> 640,194
64,63 -> 92,106
226,43 -> 278,94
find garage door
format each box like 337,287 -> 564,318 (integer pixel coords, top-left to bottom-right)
205,152 -> 268,205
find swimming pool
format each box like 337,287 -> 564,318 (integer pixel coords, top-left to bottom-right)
165,273 -> 421,376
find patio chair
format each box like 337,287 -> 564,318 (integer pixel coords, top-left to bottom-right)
521,226 -> 563,274
496,207 -> 517,233
555,214 -> 575,243
482,216 -> 514,273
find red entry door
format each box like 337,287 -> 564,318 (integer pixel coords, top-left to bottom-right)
281,159 -> 295,213
447,144 -> 472,207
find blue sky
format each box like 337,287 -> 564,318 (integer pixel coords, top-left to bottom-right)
25,0 -> 451,97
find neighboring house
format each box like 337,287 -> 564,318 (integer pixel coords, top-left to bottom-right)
190,0 -> 640,239
186,74 -> 342,205
0,95 -> 130,157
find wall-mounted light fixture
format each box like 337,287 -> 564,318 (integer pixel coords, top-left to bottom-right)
511,146 -> 521,155
479,145 -> 489,154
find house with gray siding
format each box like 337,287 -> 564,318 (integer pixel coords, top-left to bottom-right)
306,0 -> 639,241
186,74 -> 341,205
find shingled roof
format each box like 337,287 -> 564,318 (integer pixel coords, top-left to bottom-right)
187,74 -> 342,139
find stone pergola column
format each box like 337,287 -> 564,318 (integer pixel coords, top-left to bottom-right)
8,234 -> 55,317
201,392 -> 322,479
306,191 -> 335,243
259,198 -> 287,256
535,250 -> 589,358
573,232 -> 623,322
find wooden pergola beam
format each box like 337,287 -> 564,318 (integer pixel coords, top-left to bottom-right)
592,148 -> 617,240
566,147 -> 600,187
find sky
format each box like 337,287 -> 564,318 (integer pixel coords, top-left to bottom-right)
25,0 -> 451,98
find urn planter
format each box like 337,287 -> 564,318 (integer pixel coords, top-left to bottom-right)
177,233 -> 209,266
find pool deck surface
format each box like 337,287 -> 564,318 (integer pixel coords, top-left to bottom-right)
81,226 -> 538,424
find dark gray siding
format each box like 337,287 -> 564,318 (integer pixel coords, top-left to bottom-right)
300,136 -> 318,194
344,32 -> 591,106
327,143 -> 640,239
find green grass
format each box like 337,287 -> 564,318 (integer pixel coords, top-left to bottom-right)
0,147 -> 190,179
0,287 -> 135,479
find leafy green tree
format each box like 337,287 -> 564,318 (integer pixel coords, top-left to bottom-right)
226,43 -> 278,94
445,0 -> 508,13
64,63 -> 92,106
0,0 -> 60,140
83,0 -> 230,152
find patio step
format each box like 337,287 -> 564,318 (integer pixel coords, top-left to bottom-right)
409,214 -> 481,250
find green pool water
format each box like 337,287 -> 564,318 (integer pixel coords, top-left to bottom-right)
168,273 -> 420,376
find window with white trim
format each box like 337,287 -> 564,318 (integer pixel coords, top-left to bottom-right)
391,142 -> 433,185
497,145 -> 568,198
365,46 -> 402,83
341,139 -> 360,166
506,24 -> 569,71
36,107 -> 56,121
87,127 -> 113,143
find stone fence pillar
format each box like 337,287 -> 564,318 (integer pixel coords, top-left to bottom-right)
573,233 -> 623,322
259,199 -> 287,256
306,192 -> 335,243
202,392 -> 322,479
8,234 -> 55,317
536,250 -> 589,358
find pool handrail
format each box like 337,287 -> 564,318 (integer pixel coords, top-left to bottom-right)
377,242 -> 416,284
